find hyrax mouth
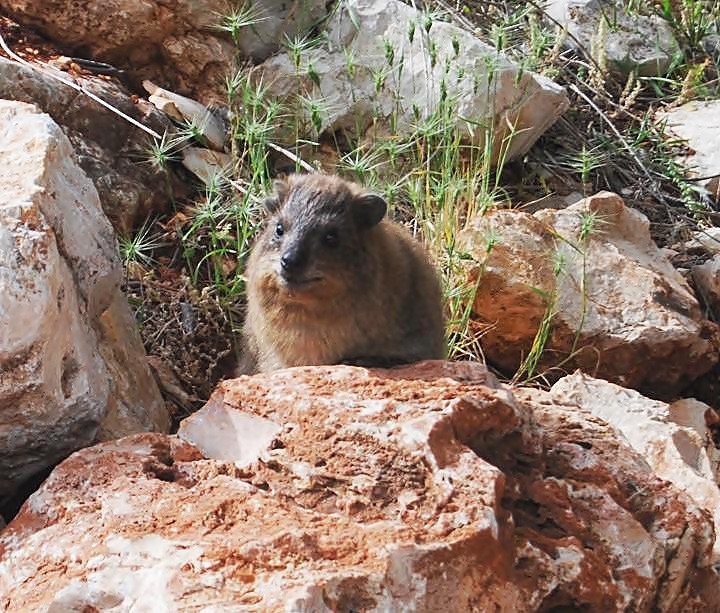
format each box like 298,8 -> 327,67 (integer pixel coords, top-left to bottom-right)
277,270 -> 323,292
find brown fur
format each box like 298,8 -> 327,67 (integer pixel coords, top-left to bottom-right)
238,174 -> 445,374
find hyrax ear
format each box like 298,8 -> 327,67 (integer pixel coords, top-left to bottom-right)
264,178 -> 289,213
352,193 -> 387,229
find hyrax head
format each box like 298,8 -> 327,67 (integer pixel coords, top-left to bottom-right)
255,174 -> 387,301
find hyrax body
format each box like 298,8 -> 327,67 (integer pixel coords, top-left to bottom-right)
239,174 -> 445,374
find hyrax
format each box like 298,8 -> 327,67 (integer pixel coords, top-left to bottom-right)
239,173 -> 445,374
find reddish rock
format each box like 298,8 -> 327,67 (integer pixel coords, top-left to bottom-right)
1,0 -> 327,100
0,362 -> 716,611
460,192 -> 720,397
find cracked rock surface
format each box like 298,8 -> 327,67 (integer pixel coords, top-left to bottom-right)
0,100 -> 169,501
1,362 -> 716,611
460,191 -> 720,397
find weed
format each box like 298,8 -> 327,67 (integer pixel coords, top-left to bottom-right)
283,33 -> 323,73
654,0 -> 720,49
339,148 -> 386,184
578,210 -> 600,241
214,4 -> 268,46
560,144 -> 608,193
343,46 -> 357,80
119,217 -> 164,269
515,285 -> 559,383
140,131 -> 185,173
176,114 -> 214,149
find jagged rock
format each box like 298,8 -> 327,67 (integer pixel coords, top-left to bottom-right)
181,147 -> 232,185
143,80 -> 226,151
545,0 -> 679,76
459,191 -> 720,397
258,0 -> 569,162
680,227 -> 720,255
660,100 -> 720,202
0,56 -> 172,233
1,0 -> 327,99
0,362 -> 716,611
543,371 -> 720,560
693,255 -> 720,317
0,100 -> 170,501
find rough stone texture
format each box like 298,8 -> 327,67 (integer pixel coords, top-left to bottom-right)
547,371 -> 720,560
546,0 -> 679,76
460,191 -> 720,397
685,227 -> 720,255
0,362 -> 716,611
693,255 -> 720,318
660,100 -> 720,202
0,0 -> 327,99
0,100 -> 170,500
259,0 -> 569,162
0,57 -> 173,233
230,0 -> 329,62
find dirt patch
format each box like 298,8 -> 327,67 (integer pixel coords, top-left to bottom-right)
125,273 -> 239,426
0,14 -> 63,64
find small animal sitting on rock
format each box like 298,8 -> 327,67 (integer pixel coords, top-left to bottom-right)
237,173 -> 445,374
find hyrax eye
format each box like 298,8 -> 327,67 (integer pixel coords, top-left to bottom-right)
322,230 -> 339,248
275,223 -> 285,237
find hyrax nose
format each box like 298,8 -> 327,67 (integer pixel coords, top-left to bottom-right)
280,247 -> 305,277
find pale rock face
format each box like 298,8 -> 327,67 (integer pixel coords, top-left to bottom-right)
0,57 -> 172,233
2,0 -> 327,99
693,255 -> 720,317
0,362 -> 716,611
547,371 -> 720,560
258,0 -> 569,162
0,100 -> 169,499
686,227 -> 720,255
545,0 -> 679,76
460,191 -> 720,396
180,147 -> 232,186
659,100 -> 720,202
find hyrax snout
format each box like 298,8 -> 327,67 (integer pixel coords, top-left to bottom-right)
238,173 -> 445,374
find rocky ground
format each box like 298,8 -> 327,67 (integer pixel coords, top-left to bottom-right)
0,0 -> 719,610
2,362 -> 719,611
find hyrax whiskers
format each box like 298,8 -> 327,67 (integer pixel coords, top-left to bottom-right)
238,174 -> 445,374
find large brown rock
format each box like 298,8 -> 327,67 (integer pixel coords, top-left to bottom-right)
460,191 -> 720,397
0,362 -> 715,611
0,56 -> 172,233
0,100 -> 170,500
0,0 -> 327,99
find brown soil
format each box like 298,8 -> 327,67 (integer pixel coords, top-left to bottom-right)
124,273 -> 239,426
